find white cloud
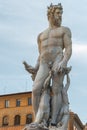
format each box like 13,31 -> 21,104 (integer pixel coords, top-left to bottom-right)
72,40 -> 87,62
73,41 -> 87,54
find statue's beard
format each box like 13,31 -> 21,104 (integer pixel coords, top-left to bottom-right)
50,16 -> 62,27
54,18 -> 61,26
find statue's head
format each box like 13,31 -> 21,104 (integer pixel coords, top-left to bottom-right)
47,3 -> 63,27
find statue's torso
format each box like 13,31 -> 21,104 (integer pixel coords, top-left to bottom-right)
39,27 -> 65,63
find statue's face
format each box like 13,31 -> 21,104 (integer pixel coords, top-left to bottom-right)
48,8 -> 62,27
53,8 -> 62,26
54,9 -> 62,21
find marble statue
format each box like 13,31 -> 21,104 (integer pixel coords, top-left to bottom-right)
23,3 -> 72,130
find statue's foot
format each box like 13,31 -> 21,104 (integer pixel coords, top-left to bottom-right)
22,125 -> 30,130
23,122 -> 49,130
29,122 -> 39,128
22,122 -> 39,130
56,124 -> 67,130
39,122 -> 48,129
57,122 -> 63,127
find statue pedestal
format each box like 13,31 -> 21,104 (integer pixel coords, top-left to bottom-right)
22,124 -> 67,130
22,124 -> 49,130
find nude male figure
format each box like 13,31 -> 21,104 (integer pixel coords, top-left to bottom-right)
24,3 -> 72,127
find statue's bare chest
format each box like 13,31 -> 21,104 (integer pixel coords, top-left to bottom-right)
40,28 -> 64,41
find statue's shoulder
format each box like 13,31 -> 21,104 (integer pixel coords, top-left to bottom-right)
37,32 -> 43,43
62,26 -> 72,37
41,28 -> 49,35
38,28 -> 48,38
38,28 -> 49,43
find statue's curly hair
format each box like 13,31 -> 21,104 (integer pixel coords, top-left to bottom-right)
47,3 -> 63,19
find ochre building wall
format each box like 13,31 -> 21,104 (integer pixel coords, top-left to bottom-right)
0,92 -> 34,130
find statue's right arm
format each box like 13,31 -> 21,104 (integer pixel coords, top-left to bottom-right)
34,56 -> 40,72
23,33 -> 42,75
34,33 -> 42,71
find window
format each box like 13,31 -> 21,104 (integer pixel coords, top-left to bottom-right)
2,116 -> 9,126
5,100 -> 9,108
26,114 -> 32,124
28,97 -> 32,105
16,99 -> 20,107
14,115 -> 20,125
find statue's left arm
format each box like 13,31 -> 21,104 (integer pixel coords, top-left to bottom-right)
62,27 -> 72,65
56,27 -> 72,73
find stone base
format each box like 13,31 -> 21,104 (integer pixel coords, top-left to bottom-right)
22,124 -> 67,130
49,127 -> 66,130
22,123 -> 49,130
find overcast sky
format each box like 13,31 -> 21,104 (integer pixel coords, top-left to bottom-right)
0,0 -> 87,124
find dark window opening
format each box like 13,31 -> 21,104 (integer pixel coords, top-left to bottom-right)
26,114 -> 32,124
28,97 -> 32,105
14,115 -> 20,125
16,99 -> 20,107
2,116 -> 9,126
5,100 -> 9,108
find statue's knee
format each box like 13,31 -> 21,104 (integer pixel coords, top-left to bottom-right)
32,87 -> 38,96
32,83 -> 41,96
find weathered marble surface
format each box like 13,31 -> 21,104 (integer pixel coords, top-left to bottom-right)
23,3 -> 72,130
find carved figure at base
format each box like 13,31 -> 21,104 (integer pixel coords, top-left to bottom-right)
56,69 -> 71,130
23,3 -> 72,130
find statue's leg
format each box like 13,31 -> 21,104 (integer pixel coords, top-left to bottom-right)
32,63 -> 49,117
35,92 -> 50,124
61,105 -> 69,130
51,72 -> 65,125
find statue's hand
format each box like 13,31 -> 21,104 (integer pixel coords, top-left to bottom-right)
58,61 -> 67,72
44,71 -> 51,89
23,61 -> 37,74
52,61 -> 67,74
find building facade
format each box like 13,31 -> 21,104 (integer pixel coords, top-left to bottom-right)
84,123 -> 87,130
0,91 -> 84,130
0,92 -> 33,130
68,112 -> 84,130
